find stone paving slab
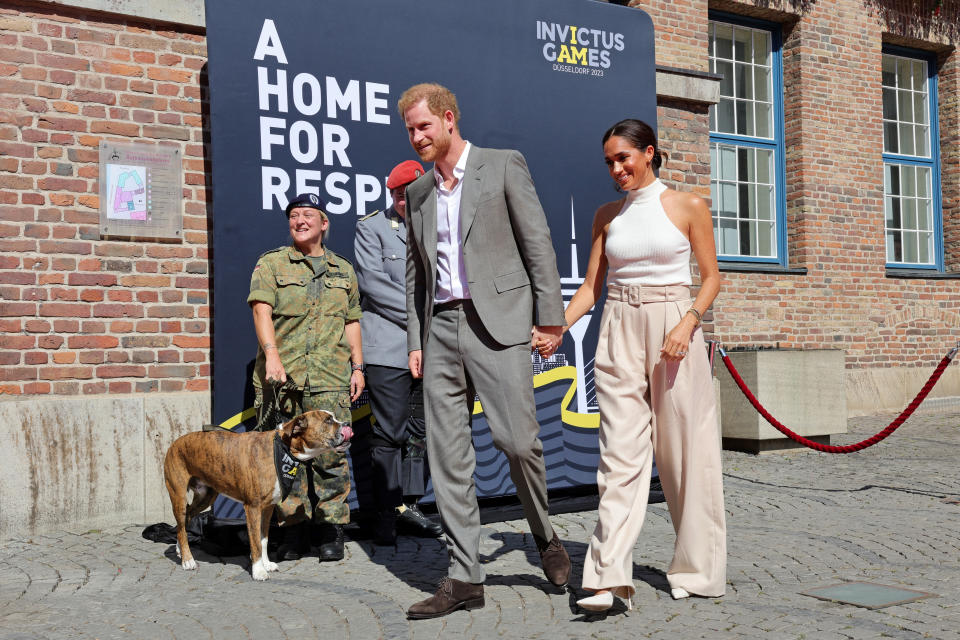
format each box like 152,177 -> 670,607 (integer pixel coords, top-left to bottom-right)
1,411 -> 958,639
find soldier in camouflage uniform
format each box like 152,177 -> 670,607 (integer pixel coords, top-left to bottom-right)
248,192 -> 364,562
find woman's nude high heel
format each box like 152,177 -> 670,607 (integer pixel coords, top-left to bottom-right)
577,589 -> 633,612
577,591 -> 613,612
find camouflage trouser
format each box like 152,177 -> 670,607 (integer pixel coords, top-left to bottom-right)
256,386 -> 352,527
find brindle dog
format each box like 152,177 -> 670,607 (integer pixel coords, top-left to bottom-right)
163,410 -> 351,580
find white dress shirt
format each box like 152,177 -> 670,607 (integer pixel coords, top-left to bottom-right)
434,142 -> 472,303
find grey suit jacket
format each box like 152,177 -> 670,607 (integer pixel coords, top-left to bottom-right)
405,146 -> 564,352
354,206 -> 410,369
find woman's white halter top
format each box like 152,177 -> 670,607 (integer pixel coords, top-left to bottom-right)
605,178 -> 692,287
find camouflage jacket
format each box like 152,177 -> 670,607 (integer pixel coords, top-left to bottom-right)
248,245 -> 362,392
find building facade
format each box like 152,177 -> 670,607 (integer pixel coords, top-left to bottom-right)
0,0 -> 957,537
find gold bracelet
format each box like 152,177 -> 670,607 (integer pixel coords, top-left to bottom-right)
685,307 -> 702,327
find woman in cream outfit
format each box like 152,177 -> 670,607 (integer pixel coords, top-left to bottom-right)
551,119 -> 725,612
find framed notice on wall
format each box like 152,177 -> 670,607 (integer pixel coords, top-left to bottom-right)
98,142 -> 183,239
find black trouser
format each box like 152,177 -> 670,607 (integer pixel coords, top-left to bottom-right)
365,364 -> 429,510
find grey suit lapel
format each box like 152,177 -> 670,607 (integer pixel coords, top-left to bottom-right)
460,147 -> 484,242
419,182 -> 438,278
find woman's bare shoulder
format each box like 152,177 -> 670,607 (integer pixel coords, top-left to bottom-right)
594,198 -> 624,227
661,187 -> 710,217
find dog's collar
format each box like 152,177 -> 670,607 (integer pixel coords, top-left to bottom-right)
273,433 -> 302,501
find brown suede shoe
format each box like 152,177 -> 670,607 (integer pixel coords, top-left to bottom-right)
538,532 -> 571,587
407,577 -> 484,619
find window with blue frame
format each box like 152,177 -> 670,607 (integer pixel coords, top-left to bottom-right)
882,48 -> 942,269
708,15 -> 785,264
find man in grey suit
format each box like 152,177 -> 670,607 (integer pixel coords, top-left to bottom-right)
399,83 -> 570,620
354,159 -> 443,544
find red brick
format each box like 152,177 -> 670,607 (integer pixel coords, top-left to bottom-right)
22,381 -> 51,394
36,116 -> 87,133
38,240 -> 91,254
0,271 -> 37,285
24,319 -> 50,332
67,335 -> 119,349
24,351 -> 48,365
147,305 -> 193,318
146,67 -> 192,83
172,335 -> 209,348
39,303 -> 90,317
119,275 -> 170,287
39,366 -> 93,380
66,89 -> 116,105
92,303 -> 144,318
119,94 -> 167,110
79,351 -> 105,364
37,177 -> 88,191
68,273 -> 117,286
0,141 -> 35,158
142,124 -> 189,141
89,121 -> 139,136
0,238 -> 37,253
64,26 -> 116,45
94,244 -> 143,257
0,302 -> 36,316
21,288 -> 47,302
185,379 -> 208,391
0,367 -> 37,382
36,53 -> 89,71
49,69 -> 75,85
148,364 -> 195,378
53,319 -> 79,333
96,364 -> 146,378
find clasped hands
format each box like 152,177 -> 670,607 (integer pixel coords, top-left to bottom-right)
532,325 -> 563,358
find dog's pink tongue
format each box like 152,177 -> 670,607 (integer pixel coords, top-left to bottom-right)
341,425 -> 354,441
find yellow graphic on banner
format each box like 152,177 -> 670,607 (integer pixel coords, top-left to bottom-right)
218,366 -> 598,430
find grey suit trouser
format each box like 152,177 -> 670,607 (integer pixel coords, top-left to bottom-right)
424,299 -> 553,584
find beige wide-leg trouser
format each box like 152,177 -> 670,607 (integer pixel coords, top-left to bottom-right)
581,284 -> 726,598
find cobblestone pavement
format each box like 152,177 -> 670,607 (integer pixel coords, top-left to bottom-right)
1,411 -> 959,639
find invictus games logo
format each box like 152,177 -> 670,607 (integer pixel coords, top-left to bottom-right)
537,20 -> 625,77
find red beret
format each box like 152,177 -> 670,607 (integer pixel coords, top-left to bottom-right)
386,160 -> 426,190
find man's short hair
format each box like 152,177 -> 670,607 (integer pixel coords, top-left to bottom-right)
397,83 -> 461,125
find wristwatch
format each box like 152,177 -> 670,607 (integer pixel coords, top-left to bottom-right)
351,362 -> 364,372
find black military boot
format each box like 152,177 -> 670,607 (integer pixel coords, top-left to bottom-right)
277,522 -> 309,561
317,523 -> 345,561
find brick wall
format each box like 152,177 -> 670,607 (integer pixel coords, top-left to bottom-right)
942,49 -> 959,272
1,0 -> 958,401
635,0 -> 709,70
0,1 -> 210,396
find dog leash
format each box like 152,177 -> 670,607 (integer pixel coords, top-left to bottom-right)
254,380 -> 296,432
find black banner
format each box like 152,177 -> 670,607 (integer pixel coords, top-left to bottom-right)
206,0 -> 656,515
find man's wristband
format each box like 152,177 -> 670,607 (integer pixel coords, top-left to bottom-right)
351,362 -> 364,372
262,343 -> 277,351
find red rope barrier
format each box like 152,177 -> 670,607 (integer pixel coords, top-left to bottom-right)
718,345 -> 958,454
